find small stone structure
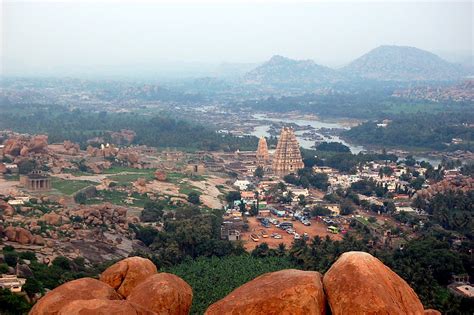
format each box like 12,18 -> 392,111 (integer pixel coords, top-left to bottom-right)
0,274 -> 26,293
20,170 -> 51,191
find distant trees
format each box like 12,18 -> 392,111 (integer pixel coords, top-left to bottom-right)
187,192 -> 201,205
316,142 -> 350,153
0,106 -> 261,152
344,113 -> 474,151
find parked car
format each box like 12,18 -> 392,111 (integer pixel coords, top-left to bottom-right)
272,233 -> 282,239
261,230 -> 269,238
294,233 -> 301,240
250,234 -> 260,242
302,220 -> 311,226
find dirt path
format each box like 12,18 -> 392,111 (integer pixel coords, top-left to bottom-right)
186,176 -> 229,209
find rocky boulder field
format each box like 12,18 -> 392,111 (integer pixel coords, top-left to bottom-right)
28,252 -> 440,315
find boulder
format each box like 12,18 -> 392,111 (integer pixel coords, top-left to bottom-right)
16,264 -> 34,278
205,269 -> 326,315
4,226 -> 33,244
29,278 -> 122,315
40,213 -> 62,226
323,251 -> 424,315
17,228 -> 34,245
127,273 -> 193,315
424,310 -> 442,315
4,226 -> 17,241
32,235 -> 45,246
57,299 -> 155,315
0,200 -> 15,216
28,135 -> 48,153
3,138 -> 22,156
99,256 -> 158,297
154,171 -> 167,181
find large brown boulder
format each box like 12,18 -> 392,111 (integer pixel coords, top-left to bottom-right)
0,200 -> 15,216
99,256 -> 158,297
205,269 -> 326,315
28,135 -> 48,153
3,138 -> 22,156
4,226 -> 33,244
16,228 -> 34,244
323,251 -> 424,315
40,213 -> 62,225
29,278 -> 121,315
127,273 -> 193,315
57,299 -> 155,315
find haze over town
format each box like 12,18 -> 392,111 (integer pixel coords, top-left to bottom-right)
0,1 -> 473,315
2,1 -> 472,77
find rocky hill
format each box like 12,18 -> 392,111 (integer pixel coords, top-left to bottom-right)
342,45 -> 466,81
243,55 -> 341,89
29,252 -> 440,315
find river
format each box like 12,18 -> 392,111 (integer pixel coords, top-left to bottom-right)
249,113 -> 442,166
250,113 -> 365,154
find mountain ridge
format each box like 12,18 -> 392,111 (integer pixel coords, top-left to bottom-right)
243,45 -> 469,87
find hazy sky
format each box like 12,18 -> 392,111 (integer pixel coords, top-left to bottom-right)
1,0 -> 472,77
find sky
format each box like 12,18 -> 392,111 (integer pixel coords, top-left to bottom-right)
1,0 -> 472,77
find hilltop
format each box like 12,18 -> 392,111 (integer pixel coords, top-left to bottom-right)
243,55 -> 341,88
341,45 -> 466,81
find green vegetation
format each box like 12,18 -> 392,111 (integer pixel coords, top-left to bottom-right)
0,104 -> 259,151
51,178 -> 95,195
344,113 -> 474,151
165,255 -> 297,314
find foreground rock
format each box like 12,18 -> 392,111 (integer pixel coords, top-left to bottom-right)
58,299 -> 155,315
323,251 -> 424,315
128,273 -> 193,315
99,256 -> 158,297
205,269 -> 326,315
29,278 -> 121,315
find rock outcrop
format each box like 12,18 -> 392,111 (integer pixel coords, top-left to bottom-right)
323,251 -> 425,315
127,273 -> 193,315
4,226 -> 34,244
29,253 -> 440,315
205,269 -> 326,315
57,299 -> 155,315
99,256 -> 158,297
29,278 -> 122,315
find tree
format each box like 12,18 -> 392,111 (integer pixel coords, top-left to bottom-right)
187,192 -> 201,205
74,191 -> 87,204
141,201 -> 165,222
340,200 -> 355,215
225,191 -> 241,204
254,166 -> 264,179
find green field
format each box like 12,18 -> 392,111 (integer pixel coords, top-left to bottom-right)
84,190 -> 149,207
52,178 -> 95,195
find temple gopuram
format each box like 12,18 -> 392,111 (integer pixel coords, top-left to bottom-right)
256,137 -> 269,165
272,127 -> 304,176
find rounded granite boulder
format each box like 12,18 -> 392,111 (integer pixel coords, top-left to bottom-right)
205,269 -> 326,315
323,251 -> 425,315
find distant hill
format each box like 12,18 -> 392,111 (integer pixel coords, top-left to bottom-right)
341,45 -> 466,81
243,55 -> 341,88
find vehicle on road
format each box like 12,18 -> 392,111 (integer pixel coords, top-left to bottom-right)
250,234 -> 260,242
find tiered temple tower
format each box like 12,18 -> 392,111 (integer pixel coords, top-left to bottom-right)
256,137 -> 269,165
272,127 -> 304,176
